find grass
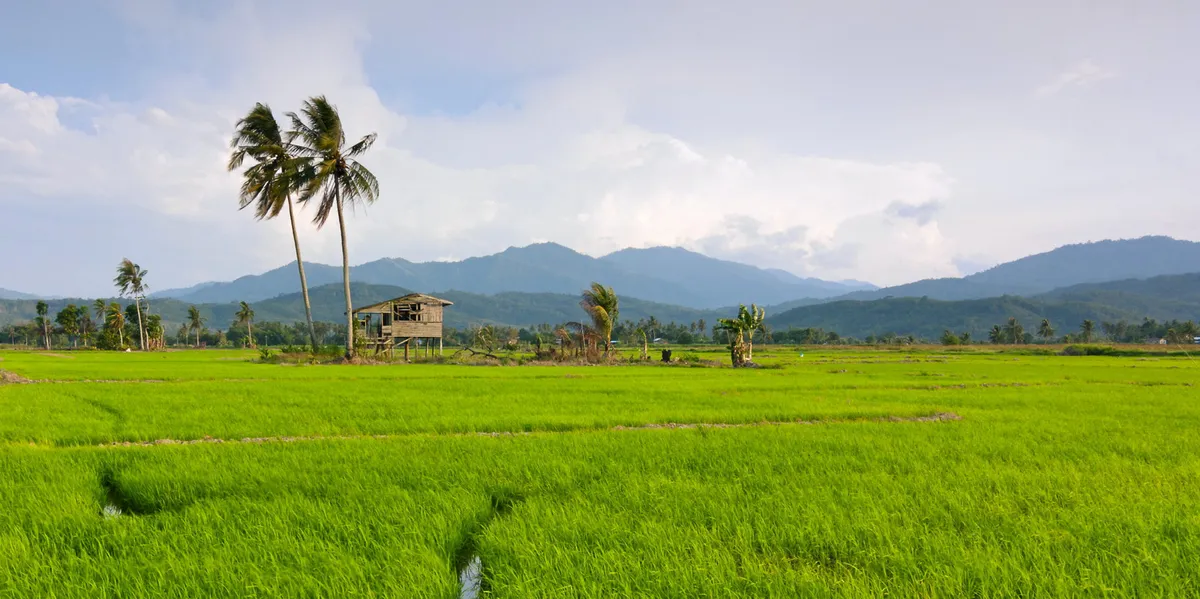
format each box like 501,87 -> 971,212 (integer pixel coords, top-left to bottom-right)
1,348 -> 1199,597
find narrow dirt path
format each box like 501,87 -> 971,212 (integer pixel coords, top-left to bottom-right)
91,412 -> 963,449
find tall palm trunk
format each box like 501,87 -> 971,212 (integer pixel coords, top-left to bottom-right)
285,195 -> 319,354
246,321 -> 254,348
134,298 -> 146,351
335,193 -> 354,358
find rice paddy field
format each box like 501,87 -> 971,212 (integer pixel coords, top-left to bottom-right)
1,347 -> 1198,597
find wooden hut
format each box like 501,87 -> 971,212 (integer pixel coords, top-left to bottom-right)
351,293 -> 453,359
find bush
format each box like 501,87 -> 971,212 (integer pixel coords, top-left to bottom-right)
1060,344 -> 1152,357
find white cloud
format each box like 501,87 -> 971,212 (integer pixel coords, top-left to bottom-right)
0,58 -> 960,291
1034,60 -> 1116,97
5,1 -> 1198,297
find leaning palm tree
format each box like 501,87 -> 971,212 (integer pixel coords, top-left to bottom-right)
228,103 -> 319,354
287,96 -> 379,358
114,258 -> 149,351
580,282 -> 619,354
235,301 -> 255,348
105,302 -> 125,349
187,306 -> 205,348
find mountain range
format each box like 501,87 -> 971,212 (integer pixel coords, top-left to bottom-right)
836,236 -> 1200,302
143,235 -> 1200,309
2,236 -> 1198,339
149,244 -> 874,308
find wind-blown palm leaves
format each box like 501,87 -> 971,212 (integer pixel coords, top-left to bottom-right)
234,301 -> 255,348
114,258 -> 148,351
187,306 -> 205,348
580,282 -> 619,354
287,96 -> 379,358
228,103 -> 319,354
716,304 -> 766,367
104,303 -> 125,349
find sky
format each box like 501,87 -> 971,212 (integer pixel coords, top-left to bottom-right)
1,0 -> 1197,297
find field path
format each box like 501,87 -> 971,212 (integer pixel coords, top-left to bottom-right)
91,411 -> 962,449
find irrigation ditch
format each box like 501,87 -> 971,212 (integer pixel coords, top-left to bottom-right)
455,490 -> 525,599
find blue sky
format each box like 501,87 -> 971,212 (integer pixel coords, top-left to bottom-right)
2,0 -> 1198,296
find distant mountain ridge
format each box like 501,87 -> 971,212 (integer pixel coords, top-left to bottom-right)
152,243 -> 875,309
835,236 -> 1200,302
0,288 -> 41,300
767,272 -> 1200,338
4,273 -> 1198,337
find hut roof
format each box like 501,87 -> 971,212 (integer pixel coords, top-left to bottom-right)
352,293 -> 454,314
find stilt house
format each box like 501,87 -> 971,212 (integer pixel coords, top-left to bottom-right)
351,293 -> 453,359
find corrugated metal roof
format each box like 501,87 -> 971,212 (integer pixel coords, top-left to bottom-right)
352,293 -> 454,313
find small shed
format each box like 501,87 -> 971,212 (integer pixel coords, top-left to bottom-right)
351,293 -> 453,359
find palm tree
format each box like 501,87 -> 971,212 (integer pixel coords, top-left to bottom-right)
114,258 -> 149,351
235,301 -> 256,348
1080,320 -> 1095,343
187,306 -> 205,348
35,301 -> 50,350
1038,319 -> 1055,343
105,303 -> 125,348
580,282 -> 619,354
646,316 -> 661,344
1005,317 -> 1024,345
228,103 -> 319,354
287,96 -> 379,358
988,324 -> 1004,344
93,299 -> 106,325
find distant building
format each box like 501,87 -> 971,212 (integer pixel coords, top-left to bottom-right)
351,293 -> 453,359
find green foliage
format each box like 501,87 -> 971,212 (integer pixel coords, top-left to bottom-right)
0,349 -> 1198,596
580,282 -> 619,353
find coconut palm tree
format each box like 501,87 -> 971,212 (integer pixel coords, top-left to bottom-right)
1005,317 -> 1024,345
580,282 -> 619,354
235,301 -> 255,348
35,301 -> 50,350
187,306 -> 205,348
1080,319 -> 1096,343
988,325 -> 1004,344
114,258 -> 149,351
1038,319 -> 1055,343
228,103 -> 319,354
287,96 -> 379,358
105,303 -> 125,349
93,299 -> 106,325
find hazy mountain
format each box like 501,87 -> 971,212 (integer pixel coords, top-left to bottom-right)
969,236 -> 1200,291
0,288 -> 41,300
831,236 -> 1200,302
151,243 -> 872,308
767,271 -> 1200,338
